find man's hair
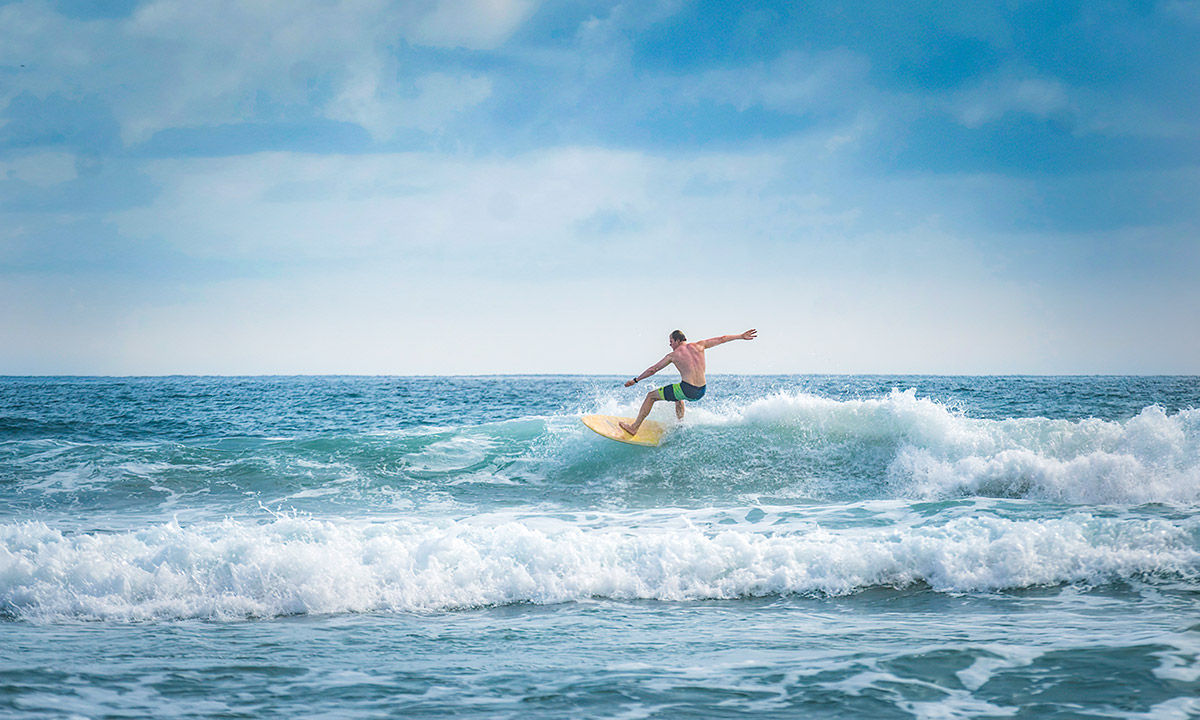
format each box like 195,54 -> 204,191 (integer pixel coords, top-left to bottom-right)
669,330 -> 687,343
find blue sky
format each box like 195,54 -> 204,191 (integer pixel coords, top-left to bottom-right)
2,0 -> 1198,374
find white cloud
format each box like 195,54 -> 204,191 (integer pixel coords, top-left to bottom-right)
0,152 -> 78,187
110,134 -> 881,273
111,147 -> 675,266
327,71 -> 493,139
950,73 -> 1072,128
102,140 -> 980,282
0,0 -> 538,144
680,50 -> 873,115
1073,93 -> 1200,139
946,70 -> 1200,139
412,0 -> 538,49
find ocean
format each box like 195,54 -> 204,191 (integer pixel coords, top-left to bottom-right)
2,375 -> 1198,718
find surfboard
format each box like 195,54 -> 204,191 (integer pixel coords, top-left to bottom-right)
581,414 -> 667,447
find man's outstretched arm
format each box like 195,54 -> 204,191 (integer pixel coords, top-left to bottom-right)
700,328 -> 757,349
624,355 -> 673,387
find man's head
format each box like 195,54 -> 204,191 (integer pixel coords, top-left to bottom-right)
669,329 -> 686,349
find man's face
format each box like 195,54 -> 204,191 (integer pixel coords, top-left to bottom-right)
669,337 -> 681,350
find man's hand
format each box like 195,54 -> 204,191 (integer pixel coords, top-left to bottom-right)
624,378 -> 637,387
741,329 -> 758,340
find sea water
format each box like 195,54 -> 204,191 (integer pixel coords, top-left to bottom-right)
1,375 -> 1198,718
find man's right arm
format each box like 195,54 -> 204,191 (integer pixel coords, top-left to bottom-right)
624,355 -> 673,387
700,329 -> 757,349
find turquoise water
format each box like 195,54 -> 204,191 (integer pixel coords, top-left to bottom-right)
2,375 -> 1199,718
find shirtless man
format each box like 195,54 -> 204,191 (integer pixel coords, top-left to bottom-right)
619,328 -> 757,436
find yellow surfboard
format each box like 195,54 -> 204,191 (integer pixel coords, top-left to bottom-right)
581,414 -> 668,447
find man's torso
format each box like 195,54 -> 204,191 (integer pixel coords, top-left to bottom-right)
670,343 -> 706,386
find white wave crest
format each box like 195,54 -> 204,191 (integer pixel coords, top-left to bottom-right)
685,390 -> 1200,504
2,511 -> 1196,621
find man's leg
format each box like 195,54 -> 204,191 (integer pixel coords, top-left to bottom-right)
675,400 -> 685,420
620,390 -> 660,435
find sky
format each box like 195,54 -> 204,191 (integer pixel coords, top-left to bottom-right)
1,0 -> 1198,375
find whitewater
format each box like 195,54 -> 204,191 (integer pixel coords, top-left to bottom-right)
2,375 -> 1199,718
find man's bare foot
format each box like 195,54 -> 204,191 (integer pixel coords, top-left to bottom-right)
619,421 -> 638,435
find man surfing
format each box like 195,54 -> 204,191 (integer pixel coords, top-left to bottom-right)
619,328 -> 757,436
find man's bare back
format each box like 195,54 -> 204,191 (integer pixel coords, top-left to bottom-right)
618,328 -> 757,436
667,342 -> 707,386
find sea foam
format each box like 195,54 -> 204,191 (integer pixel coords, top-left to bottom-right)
673,390 -> 1200,504
2,509 -> 1195,621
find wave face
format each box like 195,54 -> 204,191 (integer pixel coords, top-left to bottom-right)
2,375 -> 1200,621
682,389 -> 1200,505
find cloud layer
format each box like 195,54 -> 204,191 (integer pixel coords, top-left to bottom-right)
2,0 -> 1198,373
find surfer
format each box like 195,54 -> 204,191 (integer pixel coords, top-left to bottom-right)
619,329 -> 757,436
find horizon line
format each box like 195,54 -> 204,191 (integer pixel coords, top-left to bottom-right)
2,372 -> 1197,379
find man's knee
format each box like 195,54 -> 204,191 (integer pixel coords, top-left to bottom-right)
645,389 -> 659,401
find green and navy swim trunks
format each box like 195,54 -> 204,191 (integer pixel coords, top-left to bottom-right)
657,381 -> 706,402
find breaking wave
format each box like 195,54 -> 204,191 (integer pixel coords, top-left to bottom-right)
669,389 -> 1200,504
2,507 -> 1196,620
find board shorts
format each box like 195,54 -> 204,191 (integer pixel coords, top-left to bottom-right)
657,381 -> 706,402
